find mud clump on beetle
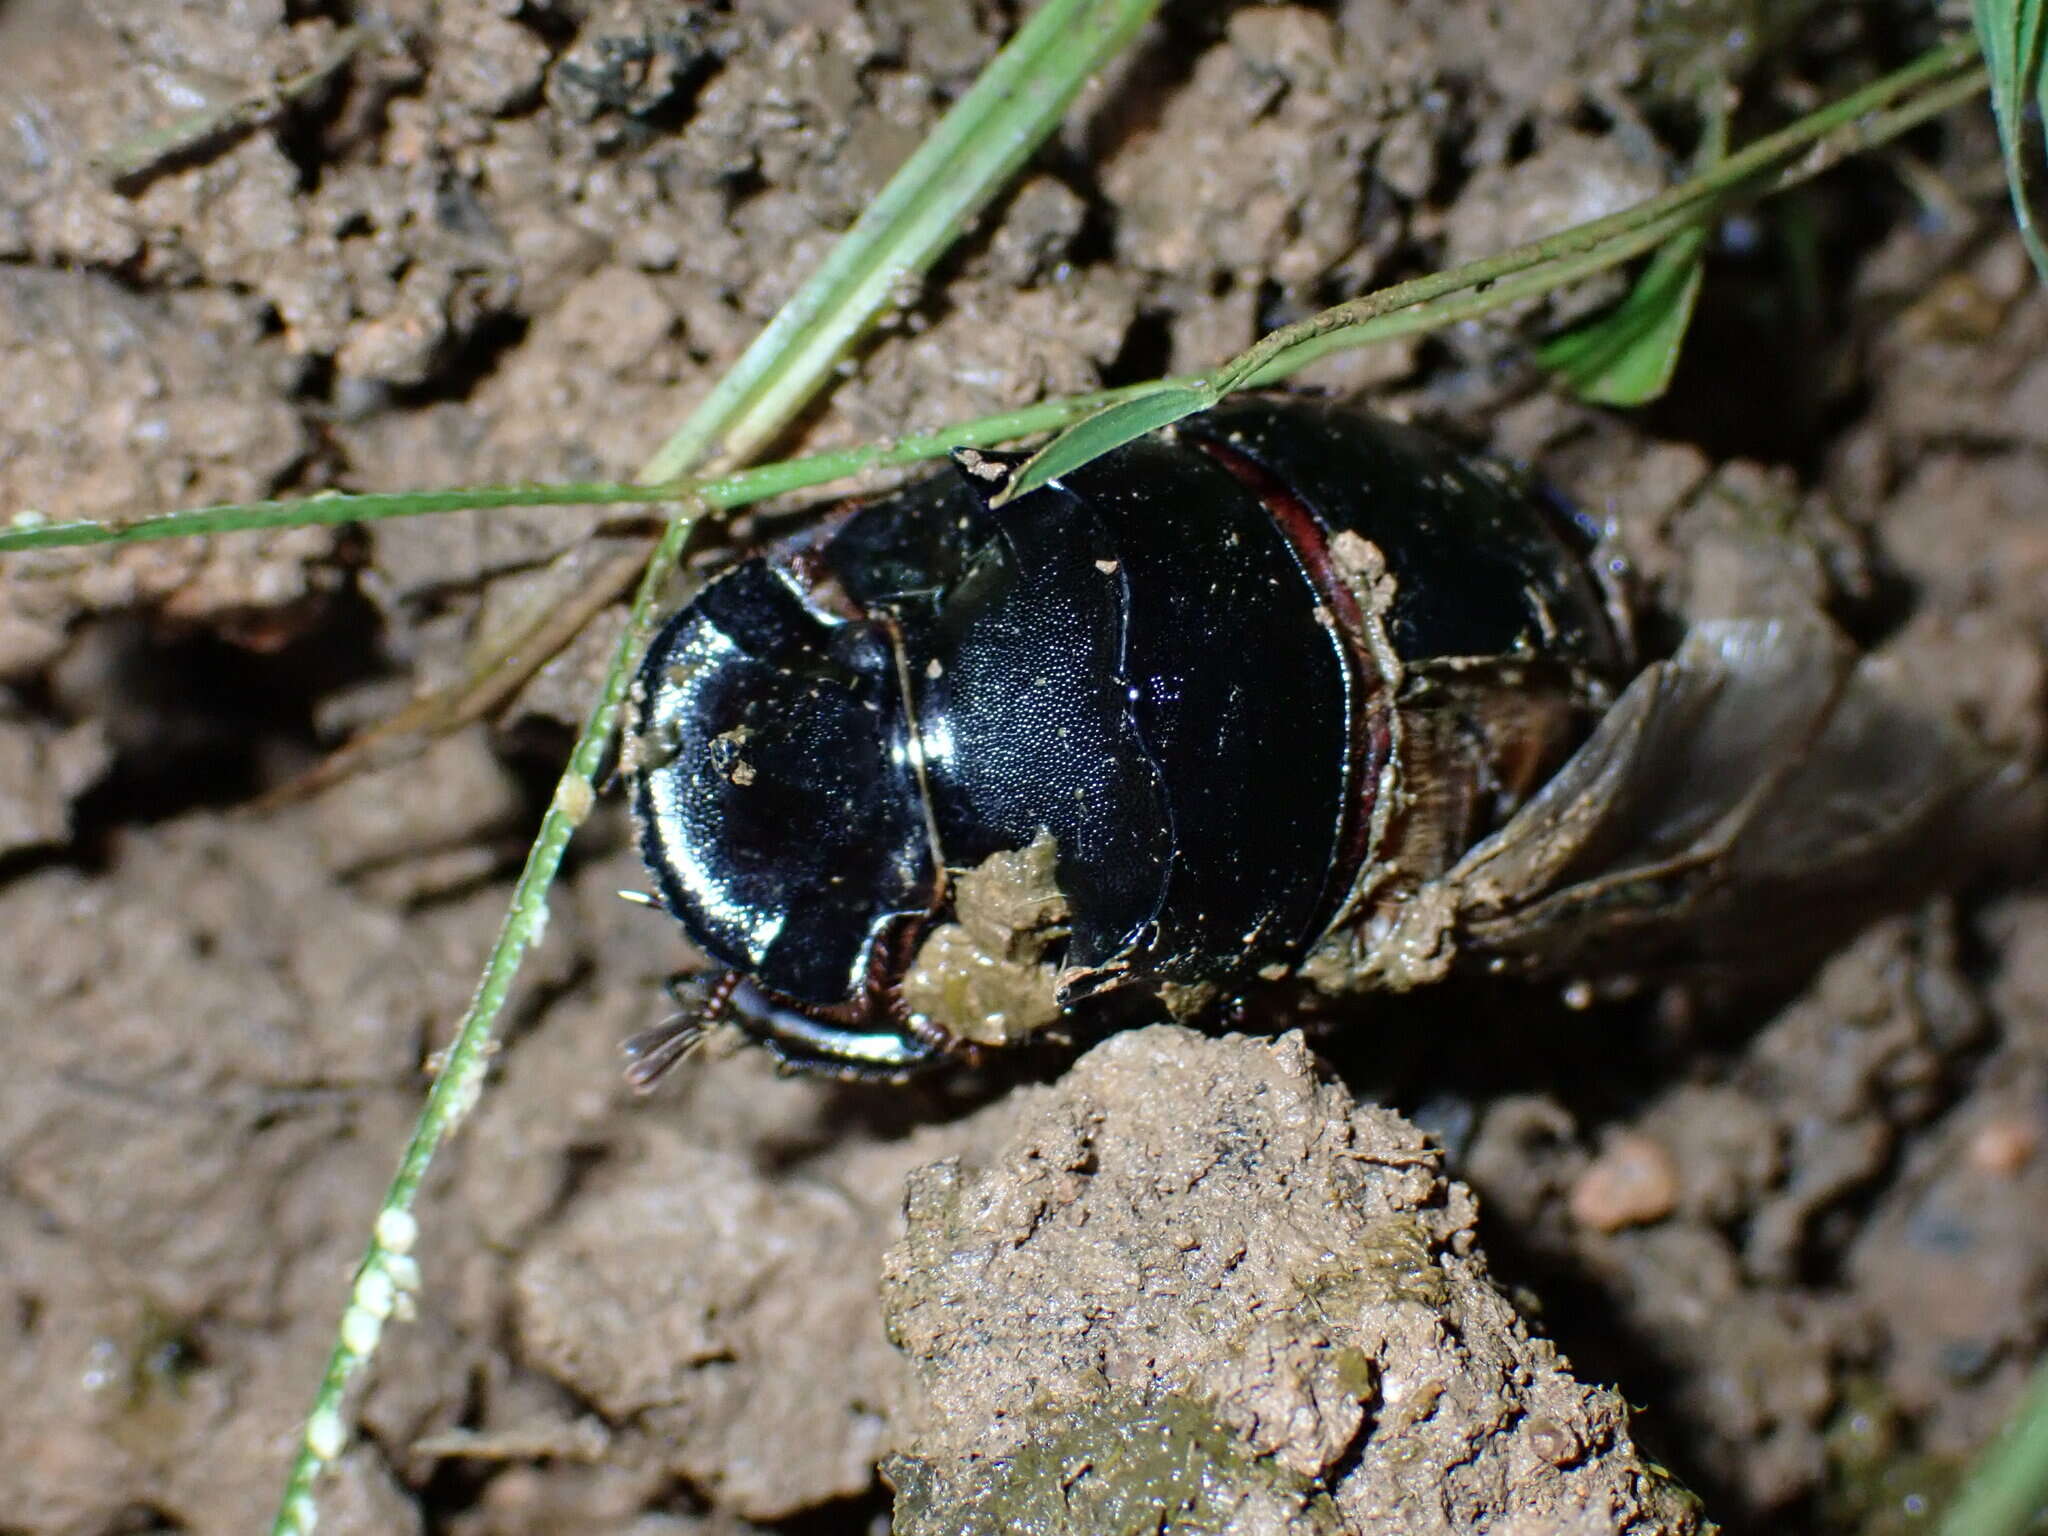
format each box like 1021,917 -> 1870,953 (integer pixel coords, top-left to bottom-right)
900,829 -> 1070,1049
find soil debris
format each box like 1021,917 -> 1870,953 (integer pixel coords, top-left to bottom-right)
883,1028 -> 1707,1536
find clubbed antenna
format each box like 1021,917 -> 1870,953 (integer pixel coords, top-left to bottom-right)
621,971 -> 739,1091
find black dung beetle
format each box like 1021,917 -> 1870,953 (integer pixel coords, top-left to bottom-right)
622,396 -> 2024,1082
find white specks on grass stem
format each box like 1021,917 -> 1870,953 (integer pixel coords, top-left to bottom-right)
353,1265 -> 396,1320
305,1405 -> 347,1464
373,1208 -> 418,1254
554,775 -> 594,821
339,1305 -> 382,1358
385,1252 -> 423,1307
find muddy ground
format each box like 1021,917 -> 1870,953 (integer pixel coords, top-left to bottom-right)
1,0 -> 2043,1532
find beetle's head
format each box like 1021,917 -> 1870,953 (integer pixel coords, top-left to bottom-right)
626,557 -> 942,1076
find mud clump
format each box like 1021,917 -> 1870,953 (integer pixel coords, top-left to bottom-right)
901,829 -> 1071,1048
883,1028 -> 1705,1536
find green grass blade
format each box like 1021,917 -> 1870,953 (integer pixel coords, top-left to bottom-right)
1974,0 -> 2048,283
989,384 -> 1216,505
1541,98 -> 1725,406
1937,1357 -> 2048,1536
638,0 -> 1159,484
93,26 -> 365,183
1215,37 -> 1976,391
1538,224 -> 1708,403
1537,223 -> 1709,403
268,502 -> 704,1536
0,482 -> 684,554
1000,35 -> 1983,499
0,383 -> 1196,556
1239,64 -> 1987,384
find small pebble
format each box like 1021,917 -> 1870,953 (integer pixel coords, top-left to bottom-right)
1569,1132 -> 1680,1232
1966,1117 -> 2039,1178
1523,1413 -> 1582,1466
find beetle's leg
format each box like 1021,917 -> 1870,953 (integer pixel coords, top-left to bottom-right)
731,977 -> 942,1078
887,979 -> 981,1063
861,915 -> 986,1063
661,970 -> 734,1013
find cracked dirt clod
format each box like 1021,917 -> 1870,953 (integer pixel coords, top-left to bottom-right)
0,267 -> 322,666
512,1125 -> 906,1520
882,1027 -> 1706,1536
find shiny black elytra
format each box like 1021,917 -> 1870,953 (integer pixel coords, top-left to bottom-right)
624,397 -> 1626,1080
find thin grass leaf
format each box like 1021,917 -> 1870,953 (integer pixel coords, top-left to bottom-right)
640,0 -> 1159,483
269,503 -> 702,1536
0,481 -> 685,553
1236,62 -> 1988,387
1541,98 -> 1725,405
990,384 -> 1215,505
0,383 -> 1193,556
1936,1356 -> 2048,1536
999,35 -> 1984,501
1538,221 -> 1709,404
93,26 -> 365,185
1974,0 -> 2048,282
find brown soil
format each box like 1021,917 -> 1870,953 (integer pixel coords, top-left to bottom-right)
1,2 -> 2041,1533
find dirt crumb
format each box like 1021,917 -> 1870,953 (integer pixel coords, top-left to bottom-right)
1569,1132 -> 1681,1233
0,268 -> 322,651
0,713 -> 109,854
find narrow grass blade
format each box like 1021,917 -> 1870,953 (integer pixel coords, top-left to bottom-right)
1538,223 -> 1708,403
1240,65 -> 1988,385
639,0 -> 1159,483
0,482 -> 686,554
1005,35 -> 1983,491
267,503 -> 704,1536
991,384 -> 1215,504
1541,100 -> 1724,405
1974,0 -> 2048,282
0,383 -> 1190,556
1937,1357 -> 2048,1536
93,26 -> 365,185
